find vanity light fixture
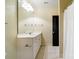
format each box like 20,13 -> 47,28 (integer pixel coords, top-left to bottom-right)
19,0 -> 34,12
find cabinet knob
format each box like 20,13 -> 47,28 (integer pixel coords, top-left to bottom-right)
25,44 -> 32,47
25,44 -> 29,47
5,22 -> 8,24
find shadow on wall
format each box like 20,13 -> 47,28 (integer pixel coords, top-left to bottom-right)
41,34 -> 46,46
35,46 -> 46,59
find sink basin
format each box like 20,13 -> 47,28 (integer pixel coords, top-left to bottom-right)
17,32 -> 41,38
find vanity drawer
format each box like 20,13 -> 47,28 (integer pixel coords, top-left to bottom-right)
17,38 -> 33,48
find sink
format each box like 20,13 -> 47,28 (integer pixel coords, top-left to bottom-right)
17,32 -> 41,38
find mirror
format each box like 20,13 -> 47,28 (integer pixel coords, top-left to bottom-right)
18,0 -> 35,33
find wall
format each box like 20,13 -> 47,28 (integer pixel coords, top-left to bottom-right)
18,0 -> 59,46
5,0 -> 17,59
60,0 -> 73,57
59,12 -> 64,58
64,3 -> 74,59
60,0 -> 64,57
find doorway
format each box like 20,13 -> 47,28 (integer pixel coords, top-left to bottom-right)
52,16 -> 59,46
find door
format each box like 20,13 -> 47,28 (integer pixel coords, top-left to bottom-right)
52,16 -> 59,46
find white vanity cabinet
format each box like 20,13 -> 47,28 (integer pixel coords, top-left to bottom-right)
17,33 -> 41,59
33,35 -> 41,58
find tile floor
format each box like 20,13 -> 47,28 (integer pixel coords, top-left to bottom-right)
36,46 -> 63,59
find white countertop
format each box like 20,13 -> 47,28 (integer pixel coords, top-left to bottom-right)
17,32 -> 41,39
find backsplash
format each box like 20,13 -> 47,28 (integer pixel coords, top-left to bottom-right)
24,24 -> 44,27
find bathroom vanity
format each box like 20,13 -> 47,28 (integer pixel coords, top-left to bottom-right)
17,32 -> 41,59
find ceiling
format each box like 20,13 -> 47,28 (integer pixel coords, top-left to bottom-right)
60,0 -> 73,12
24,0 -> 59,11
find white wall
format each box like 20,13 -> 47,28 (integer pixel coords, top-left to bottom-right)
64,3 -> 74,59
5,0 -> 17,59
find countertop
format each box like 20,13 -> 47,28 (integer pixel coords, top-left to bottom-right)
17,32 -> 41,39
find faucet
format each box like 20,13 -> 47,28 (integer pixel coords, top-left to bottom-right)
29,32 -> 32,35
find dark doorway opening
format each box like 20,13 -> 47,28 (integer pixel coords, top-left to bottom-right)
52,16 -> 59,46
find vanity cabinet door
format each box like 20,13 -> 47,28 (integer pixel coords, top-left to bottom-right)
17,38 -> 34,59
37,35 -> 41,46
17,47 -> 33,59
